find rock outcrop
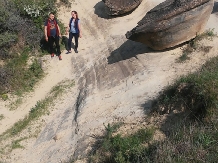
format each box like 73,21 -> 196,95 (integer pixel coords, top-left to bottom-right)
126,0 -> 214,50
102,0 -> 142,15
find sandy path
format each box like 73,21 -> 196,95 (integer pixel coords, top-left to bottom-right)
0,53 -> 74,134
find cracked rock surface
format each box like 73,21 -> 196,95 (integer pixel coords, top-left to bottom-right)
126,0 -> 214,50
102,0 -> 143,15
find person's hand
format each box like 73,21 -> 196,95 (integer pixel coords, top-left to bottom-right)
79,33 -> 82,38
45,36 -> 48,42
65,27 -> 69,35
59,34 -> 62,38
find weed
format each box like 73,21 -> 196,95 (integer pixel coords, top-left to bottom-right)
89,53 -> 218,162
194,133 -> 215,147
177,29 -> 217,62
0,79 -> 74,138
0,114 -> 4,121
148,55 -> 218,162
9,98 -> 23,111
59,0 -> 71,8
11,137 -> 27,150
178,50 -> 190,62
0,48 -> 44,95
1,94 -> 8,101
89,123 -> 155,163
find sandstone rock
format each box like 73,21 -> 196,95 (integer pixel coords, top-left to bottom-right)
126,0 -> 214,50
102,0 -> 142,15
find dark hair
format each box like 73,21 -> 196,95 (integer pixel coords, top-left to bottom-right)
72,11 -> 79,19
71,11 -> 79,28
49,12 -> 55,16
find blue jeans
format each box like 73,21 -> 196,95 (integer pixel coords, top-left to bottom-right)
68,32 -> 79,51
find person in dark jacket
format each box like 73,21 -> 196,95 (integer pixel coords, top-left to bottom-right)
44,12 -> 62,60
66,11 -> 82,53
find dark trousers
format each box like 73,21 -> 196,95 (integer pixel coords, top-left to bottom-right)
68,32 -> 79,51
48,36 -> 61,55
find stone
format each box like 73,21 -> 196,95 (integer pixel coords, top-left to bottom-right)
126,0 -> 214,50
102,0 -> 142,15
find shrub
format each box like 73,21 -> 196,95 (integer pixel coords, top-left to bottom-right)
0,48 -> 43,94
0,32 -> 18,47
177,29 -> 216,62
89,123 -> 155,163
0,5 -> 9,30
148,56 -> 218,163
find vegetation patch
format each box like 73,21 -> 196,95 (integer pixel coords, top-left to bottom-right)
89,123 -> 155,163
0,0 -> 69,98
11,137 -> 27,150
0,48 -> 44,95
146,56 -> 218,162
0,114 -> 4,121
88,54 -> 218,163
0,80 -> 74,154
1,94 -> 8,101
177,29 -> 216,62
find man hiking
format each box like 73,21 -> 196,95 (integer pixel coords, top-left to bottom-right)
44,12 -> 62,60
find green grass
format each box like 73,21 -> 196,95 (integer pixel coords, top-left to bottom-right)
178,52 -> 190,62
1,94 -> 8,101
0,48 -> 44,96
0,0 -> 69,96
9,98 -> 23,111
147,56 -> 218,162
0,80 -> 74,155
0,80 -> 74,151
0,114 -> 4,121
177,29 -> 217,63
89,47 -> 218,163
89,123 -> 155,163
11,137 -> 27,150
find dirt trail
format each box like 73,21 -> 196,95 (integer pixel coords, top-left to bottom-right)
1,0 -> 218,162
0,55 -> 75,134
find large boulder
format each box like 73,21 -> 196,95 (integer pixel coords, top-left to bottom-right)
102,0 -> 142,15
126,0 -> 214,50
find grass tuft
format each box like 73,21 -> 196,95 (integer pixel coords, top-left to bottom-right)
148,56 -> 218,162
89,123 -> 155,163
177,29 -> 217,62
89,44 -> 218,163
0,79 -> 74,140
0,114 -> 4,121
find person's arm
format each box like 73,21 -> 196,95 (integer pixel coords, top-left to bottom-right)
57,24 -> 61,37
65,20 -> 70,35
44,26 -> 48,41
78,21 -> 82,38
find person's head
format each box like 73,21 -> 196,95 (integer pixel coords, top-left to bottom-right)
71,11 -> 78,19
49,12 -> 55,20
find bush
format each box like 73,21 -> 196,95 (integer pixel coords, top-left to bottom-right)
0,0 -> 44,59
0,5 -> 9,30
89,123 -> 155,163
0,32 -> 18,47
148,56 -> 218,163
0,48 -> 43,94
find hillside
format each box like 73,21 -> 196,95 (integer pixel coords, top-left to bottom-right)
1,0 -> 218,162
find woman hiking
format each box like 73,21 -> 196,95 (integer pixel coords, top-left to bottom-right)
66,11 -> 82,53
44,12 -> 62,60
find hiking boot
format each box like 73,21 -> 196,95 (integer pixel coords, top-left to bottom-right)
58,55 -> 62,60
51,53 -> 55,57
